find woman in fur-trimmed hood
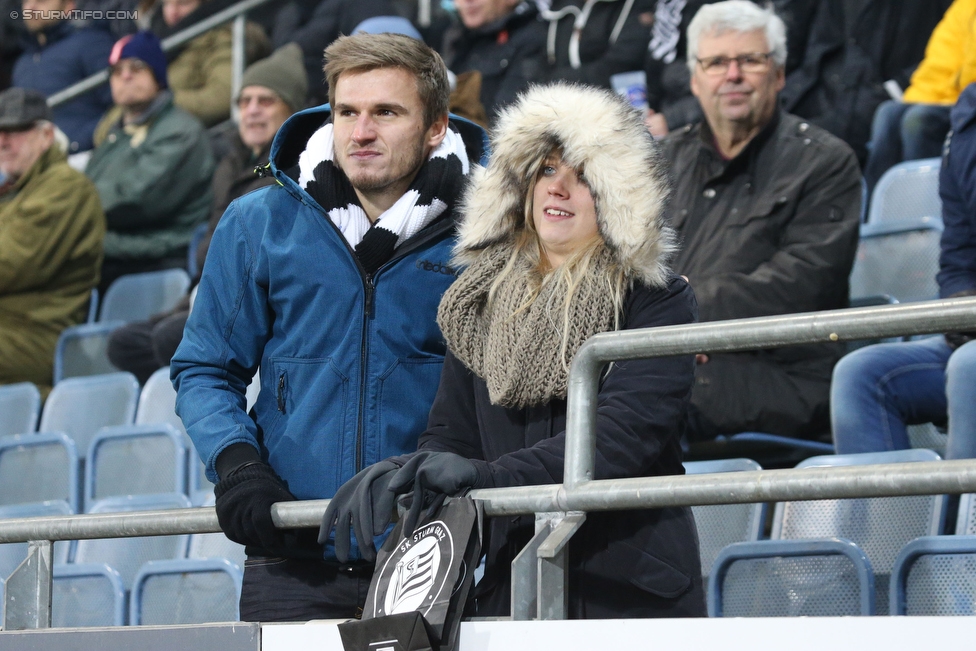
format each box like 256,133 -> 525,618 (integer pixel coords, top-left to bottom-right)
321,83 -> 706,618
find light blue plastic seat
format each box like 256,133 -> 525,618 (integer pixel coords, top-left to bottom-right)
709,538 -> 875,617
39,373 -> 139,457
0,433 -> 80,512
99,269 -> 191,323
130,558 -> 242,625
956,493 -> 976,535
889,535 -> 976,615
52,322 -> 126,384
85,424 -> 187,507
683,459 -> 766,584
0,383 -> 40,436
772,449 -> 946,615
73,493 -> 192,591
52,563 -> 126,627
867,157 -> 942,225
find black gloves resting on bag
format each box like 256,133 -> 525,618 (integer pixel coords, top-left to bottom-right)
319,451 -> 490,563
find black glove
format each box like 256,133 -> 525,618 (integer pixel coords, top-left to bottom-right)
318,460 -> 400,563
214,462 -> 296,551
388,451 -> 486,535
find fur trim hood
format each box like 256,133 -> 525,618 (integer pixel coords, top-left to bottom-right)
454,82 -> 675,287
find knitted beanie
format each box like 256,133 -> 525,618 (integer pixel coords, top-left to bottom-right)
109,31 -> 169,90
240,43 -> 308,112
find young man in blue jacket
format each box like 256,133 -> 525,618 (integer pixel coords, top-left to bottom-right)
171,33 -> 486,622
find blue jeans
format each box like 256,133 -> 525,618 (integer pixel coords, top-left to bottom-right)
830,337 -> 976,459
863,101 -> 951,202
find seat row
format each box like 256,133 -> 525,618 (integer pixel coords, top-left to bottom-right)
688,449 -> 976,617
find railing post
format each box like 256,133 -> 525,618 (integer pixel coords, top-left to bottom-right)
231,14 -> 246,123
510,512 -> 586,620
4,540 -> 53,630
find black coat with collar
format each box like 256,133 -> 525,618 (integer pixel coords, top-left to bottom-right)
416,276 -> 706,618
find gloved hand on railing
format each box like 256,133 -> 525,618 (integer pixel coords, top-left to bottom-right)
318,460 -> 400,563
388,451 -> 492,535
214,461 -> 297,551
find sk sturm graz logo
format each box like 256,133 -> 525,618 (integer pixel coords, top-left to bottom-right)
373,520 -> 455,617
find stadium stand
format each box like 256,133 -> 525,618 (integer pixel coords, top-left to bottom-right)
52,563 -> 127,627
53,321 -> 127,384
0,432 -> 80,512
130,557 -> 242,625
98,269 -> 192,324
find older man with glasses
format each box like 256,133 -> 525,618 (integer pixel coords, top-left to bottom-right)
0,87 -> 104,395
659,0 -> 861,447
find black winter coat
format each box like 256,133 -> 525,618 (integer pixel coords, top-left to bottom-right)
441,2 -> 547,122
416,277 -> 706,618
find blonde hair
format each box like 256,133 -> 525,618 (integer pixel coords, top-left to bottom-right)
486,153 -> 629,371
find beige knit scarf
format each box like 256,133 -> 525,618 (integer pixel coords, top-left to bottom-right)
437,242 -> 619,408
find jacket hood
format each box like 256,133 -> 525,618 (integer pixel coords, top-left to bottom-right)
455,82 -> 675,287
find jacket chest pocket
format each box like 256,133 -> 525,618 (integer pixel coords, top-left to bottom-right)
720,194 -> 793,259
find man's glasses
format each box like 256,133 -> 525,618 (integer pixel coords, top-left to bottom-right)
236,94 -> 279,109
696,52 -> 773,76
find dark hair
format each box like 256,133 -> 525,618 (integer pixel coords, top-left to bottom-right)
324,33 -> 450,128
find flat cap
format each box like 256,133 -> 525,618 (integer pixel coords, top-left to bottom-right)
0,88 -> 51,130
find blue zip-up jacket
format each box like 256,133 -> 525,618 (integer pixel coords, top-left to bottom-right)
171,105 -> 487,531
13,21 -> 114,153
938,82 -> 976,298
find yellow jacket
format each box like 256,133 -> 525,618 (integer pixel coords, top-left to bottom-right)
904,0 -> 976,104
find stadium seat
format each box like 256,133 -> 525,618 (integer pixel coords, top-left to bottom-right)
687,432 -> 833,470
52,563 -> 126,627
188,491 -> 246,567
709,538 -> 875,617
890,535 -> 976,615
0,433 -> 80,512
84,424 -> 187,507
0,382 -> 40,436
955,493 -> 976,535
867,157 -> 942,225
772,449 -> 947,614
39,373 -> 139,457
52,321 -> 126,384
130,558 -> 242,625
87,287 -> 99,324
73,493 -> 191,590
849,217 -> 944,303
99,269 -> 191,323
683,459 -> 766,584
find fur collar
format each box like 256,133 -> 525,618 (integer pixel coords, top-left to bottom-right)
454,82 -> 675,287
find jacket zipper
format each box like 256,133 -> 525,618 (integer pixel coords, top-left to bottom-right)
276,172 -> 455,472
276,372 -> 285,412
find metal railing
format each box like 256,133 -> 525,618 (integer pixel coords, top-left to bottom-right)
47,0 -> 275,111
2,297 -> 976,628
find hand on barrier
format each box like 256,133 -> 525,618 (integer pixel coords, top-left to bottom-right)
388,451 -> 488,535
318,460 -> 400,563
214,462 -> 296,551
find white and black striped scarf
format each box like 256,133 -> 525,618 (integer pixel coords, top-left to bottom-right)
297,123 -> 470,275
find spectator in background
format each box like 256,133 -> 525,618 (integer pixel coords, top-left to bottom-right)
831,82 -> 976,460
861,0 -> 976,200
779,0 -> 953,165
105,44 -> 307,384
277,0 -> 401,105
154,0 -> 270,126
12,0 -> 115,154
171,33 -> 486,622
439,0 -> 545,123
0,88 -> 105,395
643,0 -> 818,137
86,31 -> 214,292
535,0 -> 654,90
660,1 -> 860,442
0,0 -> 23,91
